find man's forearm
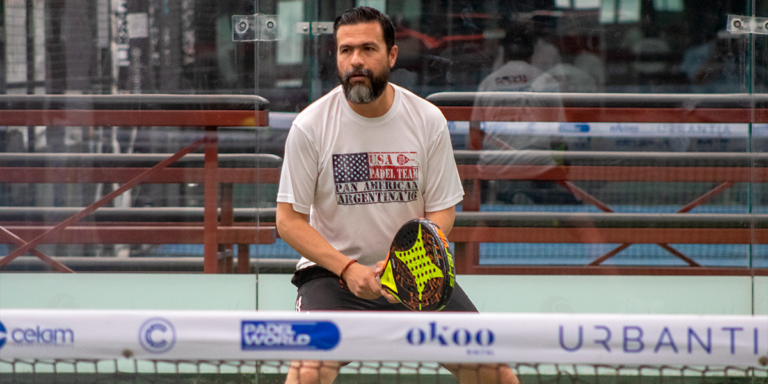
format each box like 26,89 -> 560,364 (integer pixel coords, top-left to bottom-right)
276,202 -> 384,300
424,206 -> 456,236
276,202 -> 352,276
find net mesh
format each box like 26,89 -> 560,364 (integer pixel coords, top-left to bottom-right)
1,359 -> 767,384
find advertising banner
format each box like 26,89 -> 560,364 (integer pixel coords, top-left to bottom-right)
0,310 -> 766,367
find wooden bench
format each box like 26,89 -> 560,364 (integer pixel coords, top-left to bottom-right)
0,206 -> 281,273
449,150 -> 768,276
428,92 -> 768,125
0,94 -> 274,273
427,92 -> 768,276
450,210 -> 768,276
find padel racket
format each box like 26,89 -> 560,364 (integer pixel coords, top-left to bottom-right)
379,218 -> 455,311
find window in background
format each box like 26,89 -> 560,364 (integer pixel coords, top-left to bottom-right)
356,0 -> 386,13
653,0 -> 684,12
617,0 -> 641,22
277,0 -> 304,65
557,0 -> 600,9
600,0 -> 641,23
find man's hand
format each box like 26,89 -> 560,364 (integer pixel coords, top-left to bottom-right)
342,262 -> 383,300
375,260 -> 400,304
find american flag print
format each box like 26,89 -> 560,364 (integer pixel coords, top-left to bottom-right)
332,152 -> 419,206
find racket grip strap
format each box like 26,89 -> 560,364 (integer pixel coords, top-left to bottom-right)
339,259 -> 358,290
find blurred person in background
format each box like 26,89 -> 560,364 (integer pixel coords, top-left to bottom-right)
545,62 -> 598,93
680,29 -> 749,93
530,14 -> 563,72
477,22 -> 560,94
473,22 -> 576,206
572,35 -> 605,91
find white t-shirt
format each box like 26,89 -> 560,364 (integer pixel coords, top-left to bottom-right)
574,52 -> 606,88
531,39 -> 562,72
277,84 -> 464,270
473,61 -> 564,165
545,63 -> 598,93
477,60 -> 560,93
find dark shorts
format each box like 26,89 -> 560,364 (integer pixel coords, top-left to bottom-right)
291,266 -> 478,312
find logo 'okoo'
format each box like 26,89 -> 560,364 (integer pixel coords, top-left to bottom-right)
406,322 -> 495,347
0,321 -> 6,350
139,318 -> 176,354
241,321 -> 340,351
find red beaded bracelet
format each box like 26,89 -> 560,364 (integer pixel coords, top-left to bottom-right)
339,259 -> 358,290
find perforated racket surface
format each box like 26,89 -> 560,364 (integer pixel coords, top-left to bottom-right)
379,218 -> 455,311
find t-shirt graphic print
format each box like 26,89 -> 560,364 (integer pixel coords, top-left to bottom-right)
332,151 -> 419,206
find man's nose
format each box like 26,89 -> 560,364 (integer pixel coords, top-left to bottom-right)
350,49 -> 365,66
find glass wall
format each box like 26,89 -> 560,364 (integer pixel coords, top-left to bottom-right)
0,0 -> 271,310
0,0 -> 766,313
256,0 -> 767,273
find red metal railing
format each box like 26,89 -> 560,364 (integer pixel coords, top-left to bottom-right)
0,94 -> 271,273
428,92 -> 768,276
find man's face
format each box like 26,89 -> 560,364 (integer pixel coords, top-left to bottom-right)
336,22 -> 397,104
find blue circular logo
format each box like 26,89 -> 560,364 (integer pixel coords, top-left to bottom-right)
139,318 -> 176,354
0,321 -> 6,350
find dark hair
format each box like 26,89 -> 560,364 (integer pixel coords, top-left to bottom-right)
502,22 -> 535,61
333,6 -> 395,52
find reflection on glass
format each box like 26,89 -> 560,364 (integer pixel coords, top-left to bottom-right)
0,0 -> 764,280
618,0 -> 641,22
653,0 -> 684,12
277,0 -> 304,65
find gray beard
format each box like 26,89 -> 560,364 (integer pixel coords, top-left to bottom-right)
346,83 -> 376,104
339,66 -> 389,104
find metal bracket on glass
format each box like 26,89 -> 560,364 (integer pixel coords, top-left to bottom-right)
726,15 -> 768,35
296,22 -> 334,36
232,14 -> 278,41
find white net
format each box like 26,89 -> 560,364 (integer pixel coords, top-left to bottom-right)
2,360 -> 767,384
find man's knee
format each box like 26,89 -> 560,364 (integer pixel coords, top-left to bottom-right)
443,363 -> 519,384
285,360 -> 342,384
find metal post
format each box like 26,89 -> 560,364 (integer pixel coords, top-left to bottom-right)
25,0 -> 35,153
203,127 -> 219,273
0,1 -> 6,95
0,2 -> 6,159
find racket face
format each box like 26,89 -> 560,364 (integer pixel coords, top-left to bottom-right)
380,218 -> 455,311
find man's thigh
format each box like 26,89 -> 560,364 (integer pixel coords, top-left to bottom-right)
293,267 -> 478,312
295,274 -> 398,311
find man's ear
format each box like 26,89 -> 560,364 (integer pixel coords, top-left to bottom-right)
388,45 -> 398,68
